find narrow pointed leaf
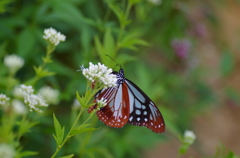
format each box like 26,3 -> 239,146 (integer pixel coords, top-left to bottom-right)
76,91 -> 83,108
53,114 -> 65,145
70,127 -> 100,137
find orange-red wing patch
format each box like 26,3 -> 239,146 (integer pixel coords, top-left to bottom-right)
95,83 -> 130,128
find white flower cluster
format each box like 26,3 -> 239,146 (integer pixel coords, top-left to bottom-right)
4,54 -> 24,73
43,27 -> 66,46
96,97 -> 107,108
0,144 -> 15,158
81,62 -> 117,88
183,130 -> 196,145
0,94 -> 10,107
19,84 -> 48,112
39,86 -> 59,105
19,85 -> 34,94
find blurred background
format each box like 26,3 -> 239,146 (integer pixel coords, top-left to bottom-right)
0,0 -> 240,158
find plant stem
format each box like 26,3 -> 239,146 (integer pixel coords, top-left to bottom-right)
51,103 -> 96,158
16,114 -> 27,142
51,108 -> 84,158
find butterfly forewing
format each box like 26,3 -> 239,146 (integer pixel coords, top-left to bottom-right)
94,83 -> 130,128
125,79 -> 165,133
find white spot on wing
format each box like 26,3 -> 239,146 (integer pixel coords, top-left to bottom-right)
136,109 -> 141,115
143,111 -> 147,115
135,99 -> 141,108
137,117 -> 141,121
129,116 -> 133,121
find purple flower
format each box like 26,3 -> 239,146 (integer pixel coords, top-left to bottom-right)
171,38 -> 191,59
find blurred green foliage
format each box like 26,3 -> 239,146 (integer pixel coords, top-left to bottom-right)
0,0 -> 229,157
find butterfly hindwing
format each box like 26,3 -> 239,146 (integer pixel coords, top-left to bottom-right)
125,79 -> 165,133
94,83 -> 130,128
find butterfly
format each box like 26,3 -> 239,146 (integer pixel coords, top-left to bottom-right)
88,68 -> 165,133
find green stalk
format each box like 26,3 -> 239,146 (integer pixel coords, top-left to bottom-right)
51,108 -> 84,158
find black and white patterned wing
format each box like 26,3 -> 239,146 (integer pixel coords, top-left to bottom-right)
125,79 -> 165,133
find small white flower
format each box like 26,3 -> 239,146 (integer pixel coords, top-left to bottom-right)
183,130 -> 196,145
43,27 -> 66,46
19,84 -> 48,112
96,98 -> 107,109
19,84 -> 34,95
24,94 -> 48,112
81,62 -> 117,88
72,98 -> 81,109
38,86 -> 59,105
12,99 -> 27,115
4,54 -> 24,74
0,94 -> 10,108
0,144 -> 15,158
148,0 -> 162,5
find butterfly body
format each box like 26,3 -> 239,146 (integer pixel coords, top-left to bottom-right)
89,69 -> 165,133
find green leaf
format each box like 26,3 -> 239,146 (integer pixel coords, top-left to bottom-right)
53,114 -> 65,146
220,51 -> 234,76
117,53 -> 137,65
70,124 -> 100,137
0,0 -> 14,14
107,2 -> 129,26
83,87 -> 94,107
59,154 -> 74,158
75,124 -> 92,130
120,32 -> 149,51
94,36 -> 105,62
95,28 -> 116,67
33,66 -> 56,78
76,91 -> 83,107
17,118 -> 39,138
103,28 -> 115,57
18,151 -> 38,157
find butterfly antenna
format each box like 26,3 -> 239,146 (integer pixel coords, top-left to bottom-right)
105,54 -> 122,69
